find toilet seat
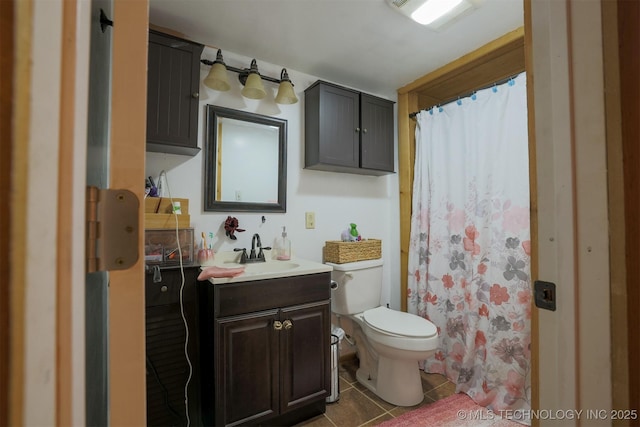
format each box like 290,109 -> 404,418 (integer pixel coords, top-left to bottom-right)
363,306 -> 437,338
357,306 -> 439,352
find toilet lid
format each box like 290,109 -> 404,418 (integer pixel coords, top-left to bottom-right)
363,306 -> 437,338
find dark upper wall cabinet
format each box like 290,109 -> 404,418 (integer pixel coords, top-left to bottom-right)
304,80 -> 395,176
146,30 -> 204,156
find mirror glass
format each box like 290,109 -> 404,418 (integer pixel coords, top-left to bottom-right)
204,105 -> 287,212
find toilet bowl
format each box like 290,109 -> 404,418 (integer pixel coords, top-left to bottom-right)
327,259 -> 439,406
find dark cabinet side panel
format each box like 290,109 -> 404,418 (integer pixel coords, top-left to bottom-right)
145,267 -> 201,427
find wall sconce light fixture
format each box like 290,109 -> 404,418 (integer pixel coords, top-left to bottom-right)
201,50 -> 299,105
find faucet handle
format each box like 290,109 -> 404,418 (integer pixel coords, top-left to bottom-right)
233,248 -> 248,264
257,246 -> 272,260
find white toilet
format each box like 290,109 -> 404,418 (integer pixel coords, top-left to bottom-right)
327,259 -> 439,406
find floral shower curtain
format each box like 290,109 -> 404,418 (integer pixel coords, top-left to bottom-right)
407,72 -> 531,422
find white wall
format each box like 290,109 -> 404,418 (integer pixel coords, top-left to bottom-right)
146,47 -> 402,309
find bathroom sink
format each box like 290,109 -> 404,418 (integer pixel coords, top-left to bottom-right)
224,261 -> 300,274
247,261 -> 300,273
202,252 -> 332,284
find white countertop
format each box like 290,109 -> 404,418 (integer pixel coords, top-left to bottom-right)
200,251 -> 333,284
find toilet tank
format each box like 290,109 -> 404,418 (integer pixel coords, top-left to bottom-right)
327,259 -> 383,315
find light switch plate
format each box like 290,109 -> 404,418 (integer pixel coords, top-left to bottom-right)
305,212 -> 315,229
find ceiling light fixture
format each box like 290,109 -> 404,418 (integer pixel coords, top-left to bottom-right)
201,50 -> 298,104
387,0 -> 473,29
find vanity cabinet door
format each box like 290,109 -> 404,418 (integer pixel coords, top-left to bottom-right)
215,310 -> 280,427
146,30 -> 203,156
280,300 -> 331,414
200,272 -> 332,426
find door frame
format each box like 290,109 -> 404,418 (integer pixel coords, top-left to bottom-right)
107,2 -> 148,425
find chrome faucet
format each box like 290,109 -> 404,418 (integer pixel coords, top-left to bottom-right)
234,233 -> 271,264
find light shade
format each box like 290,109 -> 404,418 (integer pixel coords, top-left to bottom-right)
240,59 -> 267,99
204,62 -> 230,91
241,72 -> 266,99
203,50 -> 231,91
274,69 -> 298,104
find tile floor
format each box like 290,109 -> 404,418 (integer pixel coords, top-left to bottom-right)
296,356 -> 457,427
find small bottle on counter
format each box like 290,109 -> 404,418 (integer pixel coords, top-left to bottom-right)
276,226 -> 291,260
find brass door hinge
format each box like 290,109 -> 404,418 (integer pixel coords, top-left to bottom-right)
86,186 -> 139,273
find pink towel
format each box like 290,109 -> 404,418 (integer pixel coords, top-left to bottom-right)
197,266 -> 246,280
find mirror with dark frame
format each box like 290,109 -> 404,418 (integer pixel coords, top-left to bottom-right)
204,105 -> 287,212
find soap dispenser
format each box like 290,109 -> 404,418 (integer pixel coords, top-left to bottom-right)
276,226 -> 291,260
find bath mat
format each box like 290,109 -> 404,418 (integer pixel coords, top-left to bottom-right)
377,393 -> 523,427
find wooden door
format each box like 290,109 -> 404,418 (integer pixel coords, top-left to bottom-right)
7,0 -> 148,424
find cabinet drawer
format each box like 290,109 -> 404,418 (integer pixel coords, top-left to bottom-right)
145,267 -> 199,307
210,272 -> 331,318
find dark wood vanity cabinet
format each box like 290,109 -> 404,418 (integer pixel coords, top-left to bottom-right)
199,272 -> 332,427
145,266 -> 202,426
146,30 -> 204,156
304,80 -> 395,175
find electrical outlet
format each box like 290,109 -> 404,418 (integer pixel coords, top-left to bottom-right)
305,212 -> 315,229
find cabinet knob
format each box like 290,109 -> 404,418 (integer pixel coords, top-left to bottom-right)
355,127 -> 360,133
192,92 -> 199,98
283,319 -> 293,330
362,128 -> 368,133
160,285 -> 168,292
273,321 -> 283,331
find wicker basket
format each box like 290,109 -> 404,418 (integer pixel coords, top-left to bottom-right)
323,239 -> 382,264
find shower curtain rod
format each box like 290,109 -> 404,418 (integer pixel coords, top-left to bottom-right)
408,74 -> 520,119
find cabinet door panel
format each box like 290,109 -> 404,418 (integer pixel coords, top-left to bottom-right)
146,30 -> 203,155
318,84 -> 360,167
216,310 -> 279,426
165,48 -> 194,142
361,94 -> 395,172
148,42 -> 194,146
280,301 -> 331,413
